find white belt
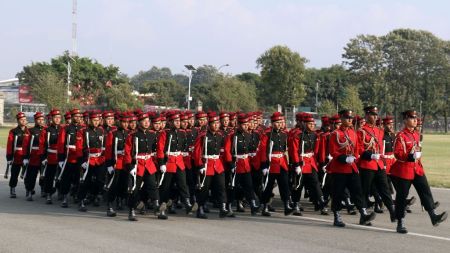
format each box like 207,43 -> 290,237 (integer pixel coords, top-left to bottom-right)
47,149 -> 57,154
15,147 -> 23,151
167,151 -> 181,156
67,145 -> 76,149
234,154 -> 249,159
383,154 -> 395,159
300,152 -> 314,158
181,152 -> 190,157
89,153 -> 102,158
270,154 -> 284,158
248,152 -> 257,157
116,150 -> 124,155
203,155 -> 220,159
136,154 -> 153,160
31,147 -> 40,150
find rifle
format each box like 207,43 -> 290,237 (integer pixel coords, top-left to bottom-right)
21,134 -> 34,180
262,140 -> 274,191
80,132 -> 90,184
158,134 -> 172,188
105,136 -> 118,190
230,134 -> 238,189
130,137 -> 138,192
56,134 -> 71,183
40,132 -> 51,181
198,136 -> 208,189
294,140 -> 304,190
4,135 -> 18,179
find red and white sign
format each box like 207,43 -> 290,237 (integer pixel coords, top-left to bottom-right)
19,85 -> 33,103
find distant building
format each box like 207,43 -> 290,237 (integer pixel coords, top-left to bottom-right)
0,78 -> 19,104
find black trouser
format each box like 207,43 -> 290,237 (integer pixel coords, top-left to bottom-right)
59,162 -> 80,195
128,170 -> 159,208
227,172 -> 256,204
197,173 -> 227,206
261,169 -> 291,203
44,164 -> 58,194
8,164 -> 22,188
159,168 -> 190,203
77,164 -> 105,200
185,169 -> 197,202
391,174 -> 435,219
360,168 -> 394,208
331,172 -> 364,212
251,168 -> 263,202
292,169 -> 324,204
107,169 -> 128,202
24,165 -> 40,192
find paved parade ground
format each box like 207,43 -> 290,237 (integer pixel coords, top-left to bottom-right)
0,150 -> 449,253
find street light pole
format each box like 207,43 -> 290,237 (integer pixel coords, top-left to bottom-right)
184,65 -> 196,110
315,81 -> 319,113
218,64 -> 229,71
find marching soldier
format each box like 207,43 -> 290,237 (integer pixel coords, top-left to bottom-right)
156,111 -> 193,218
258,112 -> 294,216
104,113 -> 130,216
78,112 -> 106,212
23,112 -> 46,201
390,110 -> 447,233
220,112 -> 232,135
195,111 -> 208,130
287,112 -> 304,215
103,111 -> 117,133
290,113 -> 329,215
224,113 -> 260,215
248,113 -> 262,206
41,109 -> 63,204
128,113 -> 138,132
193,112 -> 229,219
328,109 -> 376,227
123,113 -> 161,221
357,106 -> 396,224
181,112 -> 198,207
57,109 -> 84,208
64,112 -> 71,126
5,112 -> 30,198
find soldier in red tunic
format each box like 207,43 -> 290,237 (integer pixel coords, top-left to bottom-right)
390,110 -> 447,233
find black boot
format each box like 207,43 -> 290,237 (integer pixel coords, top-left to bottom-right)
168,202 -> 177,214
428,210 -> 448,226
153,200 -> 160,216
406,196 -> 416,206
236,200 -> 245,212
203,204 -> 210,213
184,198 -> 193,214
284,201 -> 294,216
219,203 -> 229,218
388,205 -> 396,223
46,194 -> 53,205
61,195 -> 69,208
250,200 -> 260,216
197,205 -> 208,219
93,196 -> 100,207
333,211 -> 345,227
227,203 -> 236,217
78,199 -> 87,212
406,205 -> 412,213
107,202 -> 117,217
374,202 -> 384,213
26,191 -> 33,201
359,208 -> 376,225
345,198 -> 356,215
261,204 -> 271,216
128,208 -> 138,221
10,188 -> 16,198
319,197 -> 329,215
397,218 -> 408,234
158,202 -> 168,220
292,202 -> 303,216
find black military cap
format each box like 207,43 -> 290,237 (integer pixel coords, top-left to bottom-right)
364,106 -> 378,115
401,110 -> 417,119
339,109 -> 354,119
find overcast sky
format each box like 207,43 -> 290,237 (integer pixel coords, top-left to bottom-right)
1,0 -> 450,80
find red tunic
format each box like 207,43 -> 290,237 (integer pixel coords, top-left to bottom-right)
357,124 -> 385,170
328,126 -> 360,174
390,128 -> 424,180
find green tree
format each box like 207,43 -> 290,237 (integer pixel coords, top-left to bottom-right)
206,76 -> 258,111
339,85 -> 363,115
256,45 -> 307,109
130,66 -> 173,89
318,99 -> 337,116
140,79 -> 186,107
105,83 -> 142,111
29,72 -> 75,111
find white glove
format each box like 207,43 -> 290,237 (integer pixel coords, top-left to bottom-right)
107,166 -> 114,174
130,167 -> 137,177
231,167 -> 236,174
81,162 -> 88,170
41,159 -> 48,166
414,152 -> 422,159
371,154 -> 381,160
345,156 -> 356,164
327,154 -> 333,161
160,165 -> 167,173
199,166 -> 206,175
23,159 -> 29,166
295,166 -> 302,175
262,168 -> 269,176
58,161 -> 65,168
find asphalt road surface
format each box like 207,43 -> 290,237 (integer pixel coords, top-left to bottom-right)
0,149 -> 449,253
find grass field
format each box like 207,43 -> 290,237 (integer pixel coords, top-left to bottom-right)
0,126 -> 448,187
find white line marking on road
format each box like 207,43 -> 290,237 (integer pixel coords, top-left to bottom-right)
290,215 -> 450,242
432,187 -> 450,191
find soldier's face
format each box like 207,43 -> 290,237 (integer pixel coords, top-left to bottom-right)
188,118 -> 195,127
230,119 -> 237,127
161,121 -> 166,129
152,121 -> 161,131
91,117 -> 100,127
53,115 -> 62,125
35,117 -> 45,127
342,118 -> 353,127
120,121 -> 129,129
198,118 -> 207,126
221,117 -> 230,127
181,120 -> 188,129
18,117 -> 27,127
65,118 -> 71,124
105,117 -> 115,127
129,121 -> 137,130
239,122 -> 249,132
366,114 -> 378,125
404,117 -> 417,128
73,115 -> 81,124
140,118 -> 150,129
272,121 -> 282,130
384,123 -> 394,132
172,119 -> 181,129
306,121 -> 315,132
210,121 -> 220,132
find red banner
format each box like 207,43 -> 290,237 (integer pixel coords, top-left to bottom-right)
19,85 -> 33,103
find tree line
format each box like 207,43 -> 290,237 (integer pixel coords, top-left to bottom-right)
16,28 -> 450,131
